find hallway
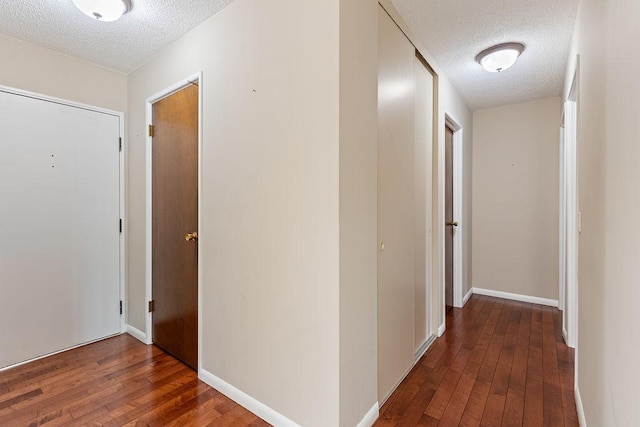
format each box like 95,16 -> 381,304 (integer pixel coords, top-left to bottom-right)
376,295 -> 578,426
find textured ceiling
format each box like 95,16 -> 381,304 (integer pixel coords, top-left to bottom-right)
391,0 -> 579,111
0,0 -> 234,74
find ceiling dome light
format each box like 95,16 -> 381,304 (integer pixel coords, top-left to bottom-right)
476,42 -> 525,73
72,0 -> 132,22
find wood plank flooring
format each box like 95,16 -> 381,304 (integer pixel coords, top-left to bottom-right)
0,335 -> 269,426
376,294 -> 579,426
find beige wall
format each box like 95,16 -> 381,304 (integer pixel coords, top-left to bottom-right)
0,34 -> 126,112
565,0 -> 640,424
472,97 -> 561,300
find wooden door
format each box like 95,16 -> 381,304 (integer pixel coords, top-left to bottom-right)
445,126 -> 454,312
152,84 -> 199,370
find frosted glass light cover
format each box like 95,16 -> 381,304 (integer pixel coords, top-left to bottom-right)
72,0 -> 130,22
476,43 -> 525,73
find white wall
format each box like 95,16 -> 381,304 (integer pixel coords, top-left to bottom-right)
472,97 -> 561,301
0,34 -> 126,112
565,0 -> 640,424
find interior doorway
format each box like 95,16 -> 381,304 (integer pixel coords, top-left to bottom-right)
146,75 -> 201,370
444,125 -> 455,315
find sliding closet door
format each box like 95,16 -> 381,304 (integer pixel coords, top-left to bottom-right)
0,88 -> 121,369
377,5 -> 416,402
413,56 -> 434,353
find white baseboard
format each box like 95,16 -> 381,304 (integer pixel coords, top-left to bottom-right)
126,325 -> 147,344
356,402 -> 379,427
472,287 -> 558,307
575,385 -> 586,426
437,323 -> 445,337
462,288 -> 473,306
199,368 -> 299,427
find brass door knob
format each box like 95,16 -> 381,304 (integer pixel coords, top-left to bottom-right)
446,221 -> 458,227
185,232 -> 198,242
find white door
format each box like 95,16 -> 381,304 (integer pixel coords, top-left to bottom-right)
0,88 -> 121,369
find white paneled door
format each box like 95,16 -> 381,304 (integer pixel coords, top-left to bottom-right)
0,88 -> 122,369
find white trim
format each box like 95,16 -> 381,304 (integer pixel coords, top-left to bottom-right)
462,288 -> 473,306
562,328 -> 568,344
565,97 -> 578,343
0,85 -> 124,117
144,72 -> 203,351
563,67 -> 579,349
119,110 -> 126,335
558,125 -> 566,313
356,402 -> 380,427
472,287 -> 558,307
575,386 -> 587,426
0,334 -> 121,373
126,325 -> 147,344
199,368 -> 299,427
437,323 -> 446,337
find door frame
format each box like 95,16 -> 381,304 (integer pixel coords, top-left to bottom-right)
562,65 -> 579,350
444,113 -> 464,309
558,123 -> 566,315
144,72 -> 203,372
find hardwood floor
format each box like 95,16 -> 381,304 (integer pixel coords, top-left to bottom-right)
0,335 -> 269,426
376,294 -> 579,426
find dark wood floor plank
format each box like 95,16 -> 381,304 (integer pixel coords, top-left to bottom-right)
377,295 -> 579,427
439,298 -> 504,425
0,335 -> 269,427
456,299 -> 505,427
480,302 -> 522,427
423,299 -> 498,421
542,306 -> 565,426
523,304 -> 544,426
501,302 -> 532,426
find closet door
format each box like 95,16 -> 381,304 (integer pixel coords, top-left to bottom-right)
377,5 -> 416,402
0,88 -> 121,369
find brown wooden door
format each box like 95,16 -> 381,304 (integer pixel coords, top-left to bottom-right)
152,85 -> 199,370
445,126 -> 454,313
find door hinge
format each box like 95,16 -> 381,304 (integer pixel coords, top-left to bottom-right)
148,124 -> 155,137
119,137 -> 122,152
119,219 -> 123,233
148,300 -> 155,313
119,300 -> 123,315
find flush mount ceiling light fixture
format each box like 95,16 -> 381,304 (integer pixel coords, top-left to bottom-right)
72,0 -> 132,22
476,42 -> 525,73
